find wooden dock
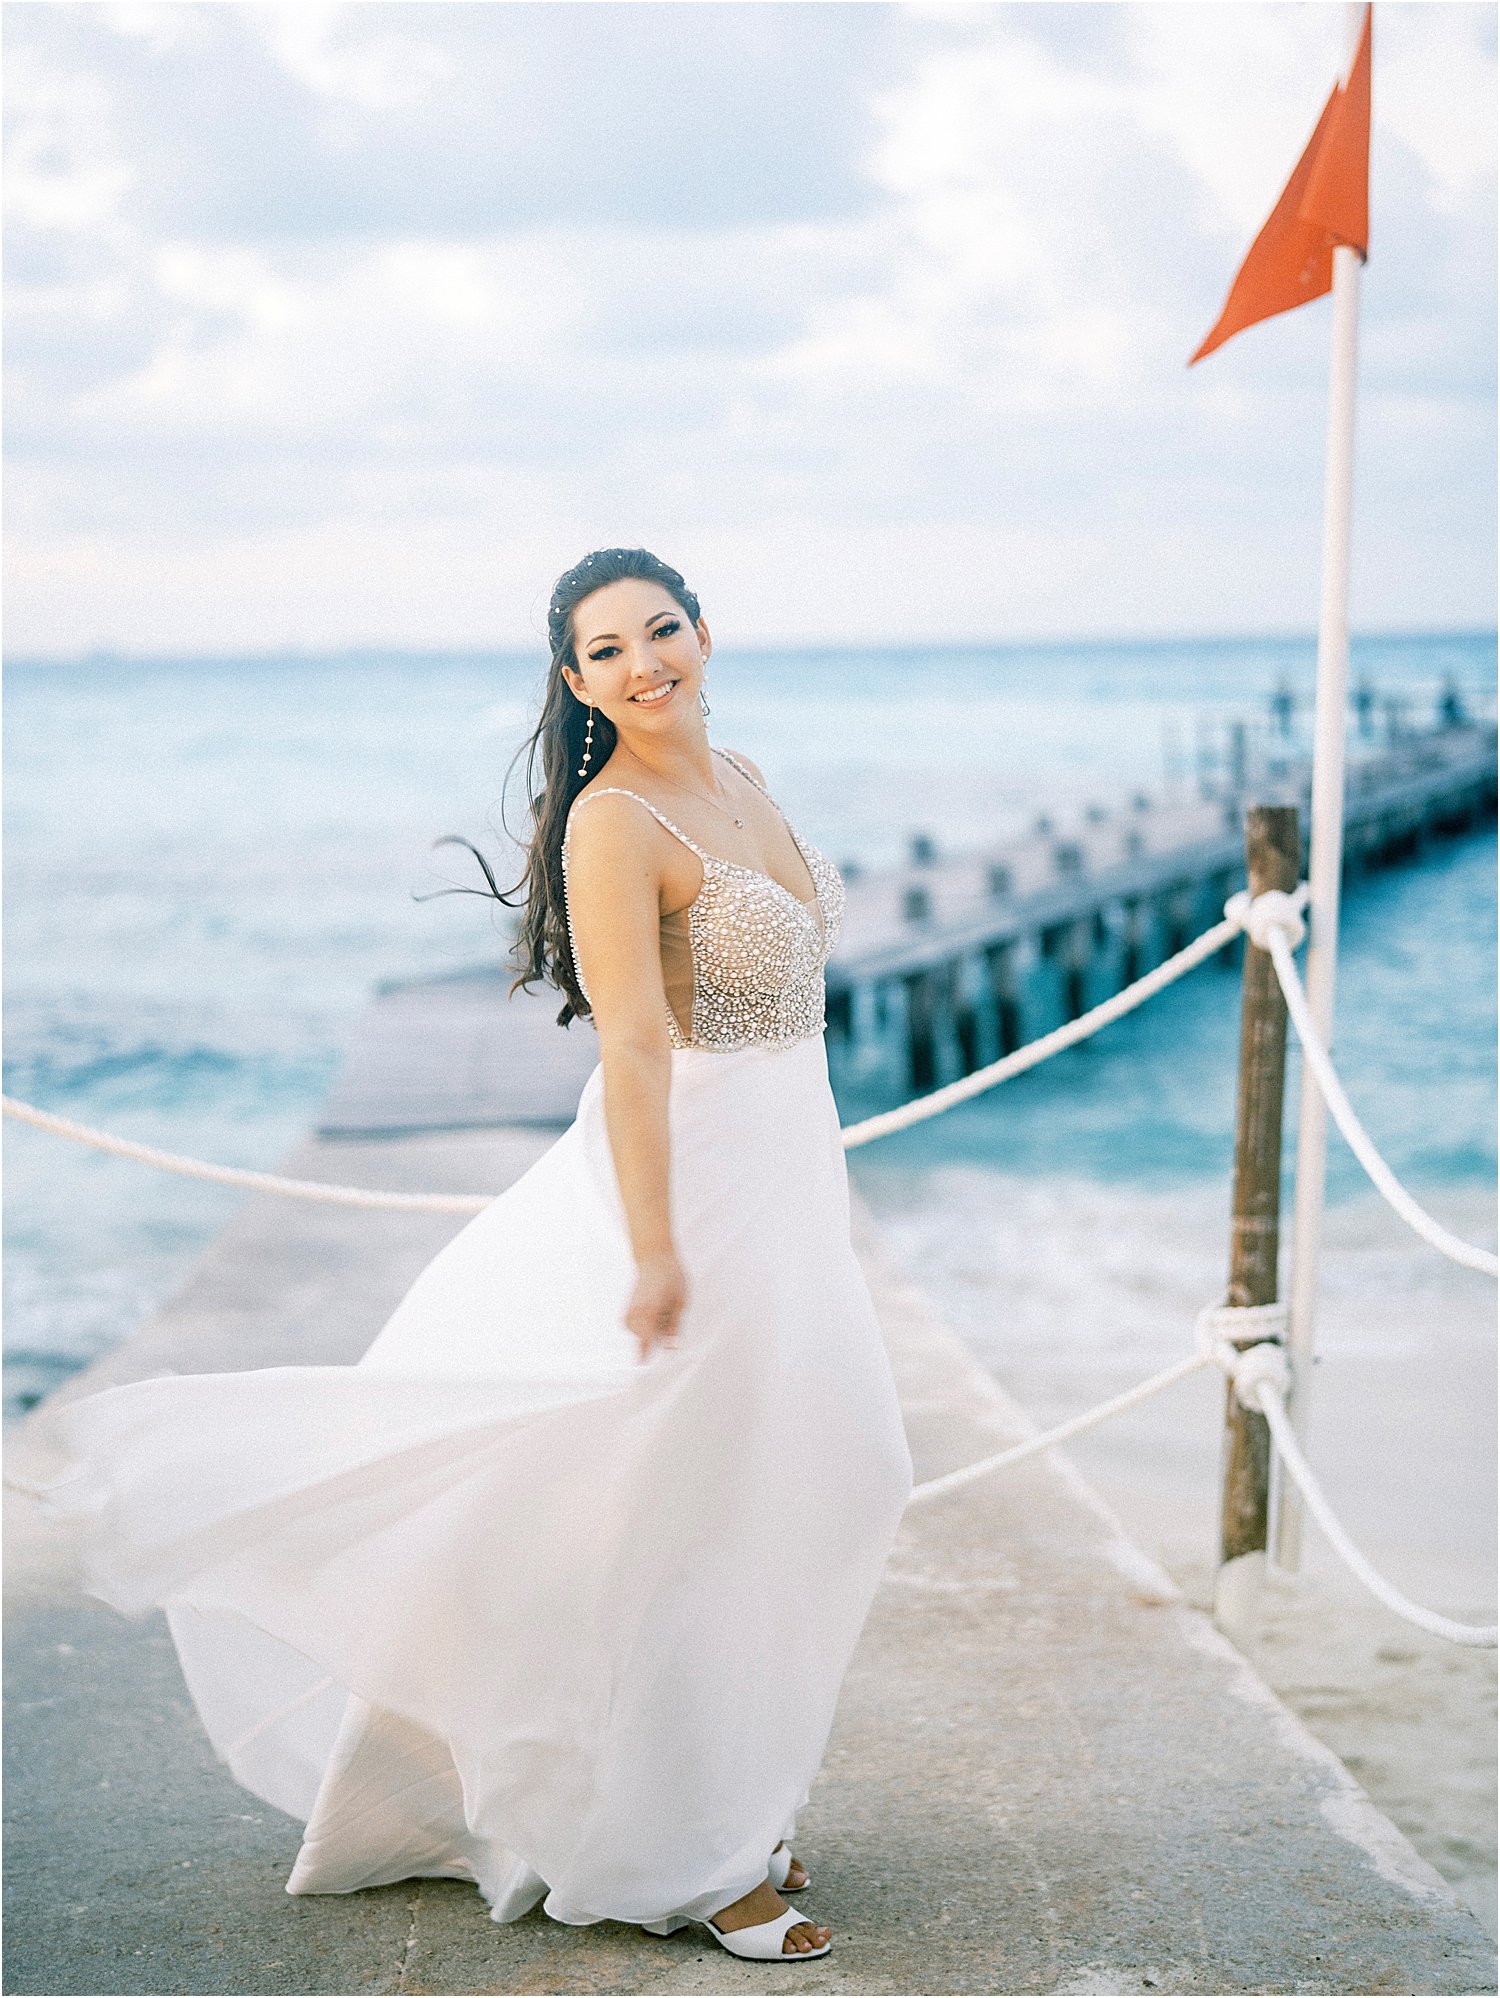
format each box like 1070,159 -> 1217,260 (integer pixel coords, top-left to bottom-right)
826,716 -> 1496,1096
317,713 -> 1496,1136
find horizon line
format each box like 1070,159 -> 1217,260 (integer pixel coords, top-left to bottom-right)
7,625 -> 1496,672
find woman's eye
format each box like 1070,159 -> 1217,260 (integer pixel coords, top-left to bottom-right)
588,644 -> 619,660
653,620 -> 680,637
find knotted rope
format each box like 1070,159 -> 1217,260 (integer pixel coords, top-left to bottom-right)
910,1295 -> 1497,1649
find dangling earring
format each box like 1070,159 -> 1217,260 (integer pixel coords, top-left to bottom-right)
699,688 -> 711,719
577,699 -> 596,778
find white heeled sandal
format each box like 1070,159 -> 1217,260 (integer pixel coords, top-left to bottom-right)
769,1840 -> 811,1891
641,1903 -> 831,1961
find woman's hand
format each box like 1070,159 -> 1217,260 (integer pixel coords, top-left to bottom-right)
625,1249 -> 688,1361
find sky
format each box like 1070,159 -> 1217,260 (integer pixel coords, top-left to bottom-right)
3,0 -> 1495,655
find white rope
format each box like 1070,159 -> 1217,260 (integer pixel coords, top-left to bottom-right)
11,888 -> 1492,1284
912,1296 -> 1497,1648
1200,1305 -> 1495,1644
906,1348 -> 1215,1502
1194,1297 -> 1293,1353
0,1096 -> 490,1214
9,887 -> 1489,1642
1194,1302 -> 1495,1644
1,902 -> 1248,1199
839,909 -> 1245,1149
1197,1324 -> 1499,1649
908,1300 -> 1288,1507
10,1099 -> 1489,1640
1225,889 -> 1498,1277
909,1303 -> 1291,1506
1252,1380 -> 1497,1647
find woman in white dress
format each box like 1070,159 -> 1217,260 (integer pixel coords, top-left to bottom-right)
31,546 -> 915,1964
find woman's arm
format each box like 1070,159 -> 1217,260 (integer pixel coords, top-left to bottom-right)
562,795 -> 686,1359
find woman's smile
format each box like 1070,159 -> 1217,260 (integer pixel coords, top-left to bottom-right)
630,678 -> 679,706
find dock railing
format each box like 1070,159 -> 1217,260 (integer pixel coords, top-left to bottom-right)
6,806 -> 1496,1650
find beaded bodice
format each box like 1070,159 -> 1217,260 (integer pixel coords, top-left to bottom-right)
560,747 -> 844,1052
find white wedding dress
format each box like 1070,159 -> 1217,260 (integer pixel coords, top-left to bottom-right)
29,747 -> 915,1932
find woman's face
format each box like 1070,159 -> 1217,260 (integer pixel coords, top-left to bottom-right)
561,577 -> 711,743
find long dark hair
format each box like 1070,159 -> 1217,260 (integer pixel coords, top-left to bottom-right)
420,547 -> 703,1027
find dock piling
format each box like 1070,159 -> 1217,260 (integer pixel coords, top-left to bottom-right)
1214,803 -> 1300,1632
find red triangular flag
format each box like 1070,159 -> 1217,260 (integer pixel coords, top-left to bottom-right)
1301,3 -> 1371,252
1190,4 -> 1371,365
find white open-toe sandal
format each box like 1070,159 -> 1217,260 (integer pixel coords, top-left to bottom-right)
768,1841 -> 811,1891
641,1905 -> 831,1961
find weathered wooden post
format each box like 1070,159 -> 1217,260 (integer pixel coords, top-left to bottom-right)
1213,803 -> 1300,1632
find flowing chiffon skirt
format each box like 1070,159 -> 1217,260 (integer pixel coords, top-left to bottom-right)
30,1032 -> 915,1928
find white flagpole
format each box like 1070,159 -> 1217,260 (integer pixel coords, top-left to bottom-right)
1273,4 -> 1367,1571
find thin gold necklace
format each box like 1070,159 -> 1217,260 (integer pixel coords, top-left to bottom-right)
622,751 -> 746,828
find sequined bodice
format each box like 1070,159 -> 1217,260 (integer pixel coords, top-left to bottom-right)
560,747 -> 844,1052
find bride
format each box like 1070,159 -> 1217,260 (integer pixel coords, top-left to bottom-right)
31,545 -> 916,1964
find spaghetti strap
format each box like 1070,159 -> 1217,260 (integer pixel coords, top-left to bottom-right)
712,745 -> 772,799
564,787 -> 713,864
714,745 -> 809,856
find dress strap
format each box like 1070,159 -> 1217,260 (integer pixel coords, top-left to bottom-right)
712,744 -> 773,800
564,787 -> 714,864
713,745 -> 808,855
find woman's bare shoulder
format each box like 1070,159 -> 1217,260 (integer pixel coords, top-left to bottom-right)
563,785 -> 686,895
719,745 -> 769,786
565,783 -> 655,846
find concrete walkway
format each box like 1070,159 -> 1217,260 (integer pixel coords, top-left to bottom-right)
6,1125 -> 1495,1996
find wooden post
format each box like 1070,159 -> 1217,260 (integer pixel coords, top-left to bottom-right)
1214,804 -> 1299,1630
905,969 -> 937,1091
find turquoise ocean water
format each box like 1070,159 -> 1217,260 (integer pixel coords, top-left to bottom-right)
4,634 -> 1495,1417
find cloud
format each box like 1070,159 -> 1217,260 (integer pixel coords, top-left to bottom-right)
3,41 -> 135,235
258,2 -> 459,113
8,2 -> 895,240
1375,0 -> 1497,213
2,0 -> 1494,652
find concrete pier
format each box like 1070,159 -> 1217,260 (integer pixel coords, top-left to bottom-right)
6,1119 -> 1494,1995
